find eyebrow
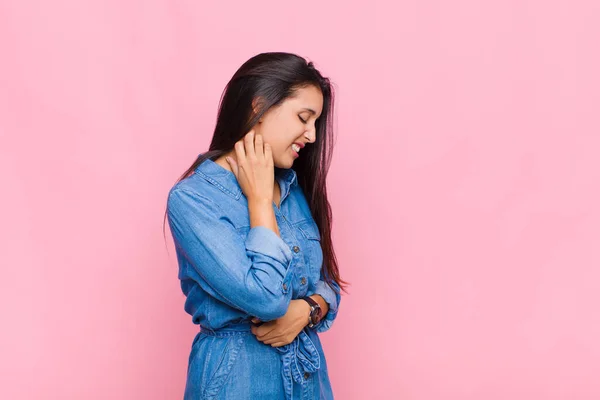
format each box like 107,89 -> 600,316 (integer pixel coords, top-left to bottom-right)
300,108 -> 317,115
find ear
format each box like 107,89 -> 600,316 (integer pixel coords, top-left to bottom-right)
251,97 -> 264,122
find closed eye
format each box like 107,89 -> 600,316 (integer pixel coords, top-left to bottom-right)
298,115 -> 307,124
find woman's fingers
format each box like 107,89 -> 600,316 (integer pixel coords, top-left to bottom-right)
244,129 -> 256,160
254,133 -> 264,159
264,142 -> 273,167
233,139 -> 247,168
227,128 -> 274,204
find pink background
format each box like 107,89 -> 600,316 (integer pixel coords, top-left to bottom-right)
2,0 -> 599,399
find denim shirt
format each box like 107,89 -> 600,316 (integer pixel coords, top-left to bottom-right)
166,157 -> 341,334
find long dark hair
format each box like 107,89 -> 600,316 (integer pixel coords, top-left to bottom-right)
163,52 -> 348,294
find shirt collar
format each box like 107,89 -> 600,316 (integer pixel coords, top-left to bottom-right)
194,156 -> 298,201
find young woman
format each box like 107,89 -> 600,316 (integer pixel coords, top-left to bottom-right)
165,52 -> 348,400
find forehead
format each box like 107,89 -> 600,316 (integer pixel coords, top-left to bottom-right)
287,85 -> 323,113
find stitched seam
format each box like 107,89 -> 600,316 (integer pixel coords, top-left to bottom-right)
195,171 -> 241,200
201,337 -> 233,399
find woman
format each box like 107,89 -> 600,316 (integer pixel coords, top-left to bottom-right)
165,52 -> 348,400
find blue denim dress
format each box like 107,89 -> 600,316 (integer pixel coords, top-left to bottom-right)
166,157 -> 342,400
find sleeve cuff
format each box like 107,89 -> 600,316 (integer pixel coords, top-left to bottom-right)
245,225 -> 295,296
245,226 -> 293,265
314,279 -> 339,314
313,280 -> 341,333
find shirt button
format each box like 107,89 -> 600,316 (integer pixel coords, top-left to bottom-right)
304,372 -> 310,379
282,283 -> 288,291
293,246 -> 300,253
300,277 -> 307,285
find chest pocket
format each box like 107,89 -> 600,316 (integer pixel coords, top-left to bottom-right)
293,219 -> 323,280
295,218 -> 321,241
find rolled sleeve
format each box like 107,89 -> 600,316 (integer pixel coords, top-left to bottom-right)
167,188 -> 294,321
314,279 -> 338,313
313,276 -> 341,333
245,226 -> 294,270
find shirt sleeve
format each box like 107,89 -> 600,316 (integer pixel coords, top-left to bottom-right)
312,268 -> 342,333
167,188 -> 295,321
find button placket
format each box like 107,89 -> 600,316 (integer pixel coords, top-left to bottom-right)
277,210 -> 306,296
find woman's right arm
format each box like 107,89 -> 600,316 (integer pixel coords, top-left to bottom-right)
167,188 -> 294,321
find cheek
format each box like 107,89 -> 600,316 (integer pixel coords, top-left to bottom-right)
264,130 -> 300,152
264,136 -> 288,156
259,116 -> 303,157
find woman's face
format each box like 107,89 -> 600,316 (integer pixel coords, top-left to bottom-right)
253,85 -> 323,169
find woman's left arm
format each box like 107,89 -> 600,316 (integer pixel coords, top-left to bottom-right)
310,276 -> 341,333
250,276 -> 341,346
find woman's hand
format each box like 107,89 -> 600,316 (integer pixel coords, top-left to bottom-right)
250,300 -> 311,347
225,129 -> 274,205
226,129 -> 279,235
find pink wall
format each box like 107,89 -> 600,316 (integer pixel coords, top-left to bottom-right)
2,0 -> 599,399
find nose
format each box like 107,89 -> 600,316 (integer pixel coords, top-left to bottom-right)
304,129 -> 316,143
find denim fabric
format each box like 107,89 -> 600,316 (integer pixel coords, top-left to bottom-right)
166,156 -> 341,399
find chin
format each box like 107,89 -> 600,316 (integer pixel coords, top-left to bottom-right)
274,157 -> 295,170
